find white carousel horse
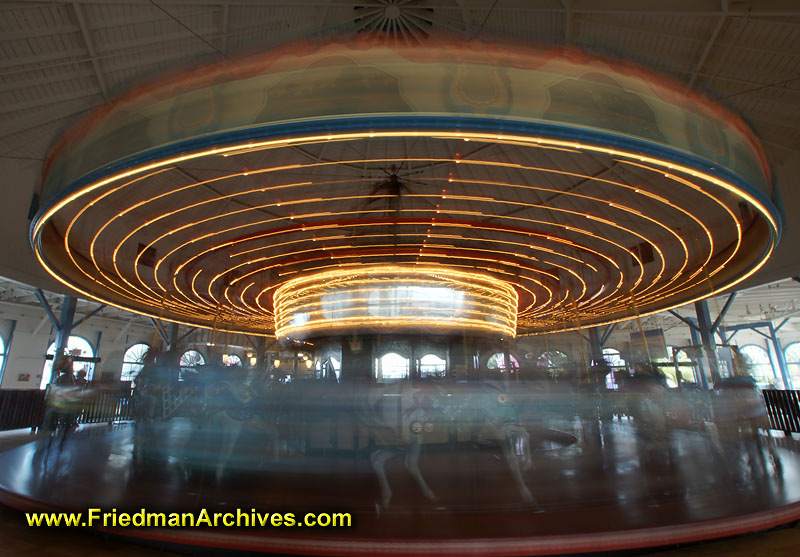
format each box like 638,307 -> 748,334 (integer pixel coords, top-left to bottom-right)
356,380 -> 537,511
204,373 -> 281,483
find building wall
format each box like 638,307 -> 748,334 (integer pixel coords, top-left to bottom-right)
602,319 -> 800,388
0,297 -> 262,390
0,301 -> 158,390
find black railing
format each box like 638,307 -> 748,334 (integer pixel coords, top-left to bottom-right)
0,389 -> 133,431
763,389 -> 800,434
0,390 -> 46,431
79,389 -> 135,424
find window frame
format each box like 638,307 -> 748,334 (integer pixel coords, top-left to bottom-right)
40,335 -> 96,389
121,342 -> 151,382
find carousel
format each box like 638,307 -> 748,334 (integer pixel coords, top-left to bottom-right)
0,36 -> 796,555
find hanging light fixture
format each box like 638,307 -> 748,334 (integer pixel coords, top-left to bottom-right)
249,356 -> 257,366
273,359 -> 281,368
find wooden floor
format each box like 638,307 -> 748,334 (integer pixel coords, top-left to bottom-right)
1,425 -> 799,556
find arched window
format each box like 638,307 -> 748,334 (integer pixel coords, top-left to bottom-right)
785,342 -> 800,386
179,349 -> 205,378
121,343 -> 150,382
0,335 -> 5,376
602,348 -> 626,389
419,354 -> 446,378
327,355 -> 341,381
535,350 -> 569,379
740,344 -> 775,387
376,352 -> 409,382
602,348 -> 625,368
487,352 -> 519,373
536,350 -> 567,369
225,354 -> 243,367
40,336 -> 95,389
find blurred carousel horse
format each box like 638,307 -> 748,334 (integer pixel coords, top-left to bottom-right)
711,375 -> 782,478
131,356 -> 200,473
356,380 -> 537,511
621,374 -> 692,498
204,371 -> 281,483
37,381 -> 94,454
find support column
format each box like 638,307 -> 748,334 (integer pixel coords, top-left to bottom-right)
54,296 -> 77,358
769,322 -> 793,390
93,330 -> 102,380
340,335 -> 373,382
449,336 -> 472,379
695,300 -> 720,385
166,322 -> 180,350
588,326 -> 609,384
502,344 -> 512,386
0,320 -> 16,386
689,326 -> 710,390
254,336 -> 267,369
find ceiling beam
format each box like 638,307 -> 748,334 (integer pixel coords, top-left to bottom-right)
7,0 -> 799,17
712,39 -> 800,60
576,13 -> 709,44
72,303 -> 108,328
722,88 -> 800,113
600,322 -> 617,345
174,326 -> 199,345
668,310 -> 699,332
0,98 -> 94,139
149,317 -> 170,346
34,289 -> 60,329
0,68 -> 95,94
0,47 -> 87,71
95,26 -> 221,55
219,3 -> 230,53
98,48 -> 200,76
0,86 -> 102,116
72,2 -> 109,100
0,293 -> 152,328
83,7 -> 219,33
687,0 -> 727,88
710,292 -> 736,333
0,23 -> 81,41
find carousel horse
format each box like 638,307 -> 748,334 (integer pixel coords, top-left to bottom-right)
711,375 -> 782,478
131,352 -> 200,473
203,368 -> 281,483
37,377 -> 93,453
622,375 -> 677,486
356,380 -> 537,511
36,355 -> 96,455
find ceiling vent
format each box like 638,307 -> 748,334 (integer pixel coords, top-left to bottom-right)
353,1 -> 436,43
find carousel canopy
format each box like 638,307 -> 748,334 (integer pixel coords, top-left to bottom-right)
30,38 -> 780,337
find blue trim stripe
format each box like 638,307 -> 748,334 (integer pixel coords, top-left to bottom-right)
32,114 -> 782,246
